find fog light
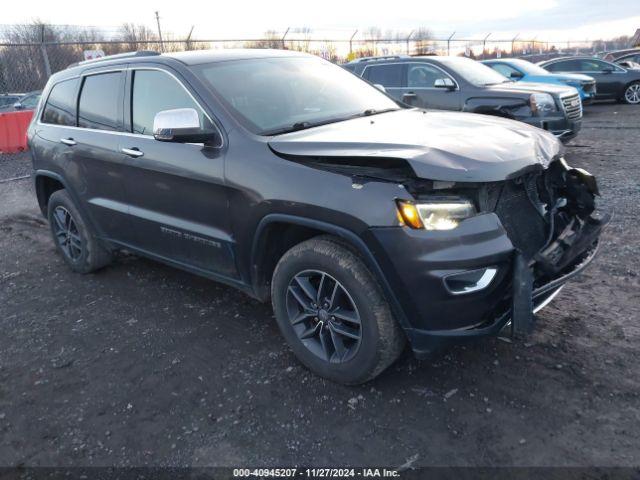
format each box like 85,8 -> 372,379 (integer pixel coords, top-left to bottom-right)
444,267 -> 497,295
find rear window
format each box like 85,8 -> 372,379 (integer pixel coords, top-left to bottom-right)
364,64 -> 403,88
41,78 -> 79,126
78,72 -> 122,131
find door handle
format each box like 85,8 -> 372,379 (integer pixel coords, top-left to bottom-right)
121,147 -> 144,158
60,138 -> 76,146
403,92 -> 417,98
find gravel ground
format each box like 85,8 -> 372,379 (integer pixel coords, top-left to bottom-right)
0,104 -> 638,468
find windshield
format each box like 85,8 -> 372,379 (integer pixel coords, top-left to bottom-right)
195,56 -> 400,135
437,57 -> 511,86
508,59 -> 552,75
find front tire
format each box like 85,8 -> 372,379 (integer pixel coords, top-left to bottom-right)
47,190 -> 112,273
271,236 -> 405,384
622,81 -> 640,104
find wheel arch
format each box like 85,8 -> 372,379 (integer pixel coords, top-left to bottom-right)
34,170 -> 68,217
249,214 -> 410,329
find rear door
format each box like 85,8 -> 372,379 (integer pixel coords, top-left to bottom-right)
67,68 -> 137,244
361,62 -> 405,103
119,66 -> 237,278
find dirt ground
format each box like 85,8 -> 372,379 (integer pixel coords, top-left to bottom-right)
0,103 -> 638,469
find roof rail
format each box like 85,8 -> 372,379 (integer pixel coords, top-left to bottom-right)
354,55 -> 408,63
67,51 -> 160,69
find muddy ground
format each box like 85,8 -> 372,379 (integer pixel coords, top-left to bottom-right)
0,104 -> 638,468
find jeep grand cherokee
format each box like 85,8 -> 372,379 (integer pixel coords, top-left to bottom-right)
28,49 -> 607,384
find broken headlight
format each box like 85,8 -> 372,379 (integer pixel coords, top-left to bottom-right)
396,199 -> 476,230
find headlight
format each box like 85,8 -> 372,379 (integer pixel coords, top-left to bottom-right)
396,199 -> 476,230
530,93 -> 557,114
562,80 -> 580,88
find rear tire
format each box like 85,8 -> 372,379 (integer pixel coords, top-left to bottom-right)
622,81 -> 640,104
47,190 -> 112,274
271,236 -> 405,384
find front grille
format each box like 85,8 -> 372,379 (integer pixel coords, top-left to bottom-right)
561,93 -> 583,120
494,180 -> 548,259
582,81 -> 596,94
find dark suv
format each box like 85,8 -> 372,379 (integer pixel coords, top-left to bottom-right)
28,49 -> 607,384
343,55 -> 583,141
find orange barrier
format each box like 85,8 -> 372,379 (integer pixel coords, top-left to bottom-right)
0,110 -> 34,154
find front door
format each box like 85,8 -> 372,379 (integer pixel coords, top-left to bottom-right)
398,62 -> 462,110
119,67 -> 237,279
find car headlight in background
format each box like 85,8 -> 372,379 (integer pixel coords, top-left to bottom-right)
530,93 -> 558,114
396,199 -> 476,230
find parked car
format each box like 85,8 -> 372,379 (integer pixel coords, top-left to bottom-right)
343,55 -> 583,141
28,50 -> 607,384
618,60 -> 640,70
538,57 -> 640,104
603,48 -> 640,63
0,90 -> 41,112
0,93 -> 23,108
481,58 -> 596,104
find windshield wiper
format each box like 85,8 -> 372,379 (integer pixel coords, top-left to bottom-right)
263,108 -> 400,136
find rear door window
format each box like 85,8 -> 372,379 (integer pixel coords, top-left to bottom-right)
78,72 -> 123,131
41,78 -> 79,126
364,64 -> 404,88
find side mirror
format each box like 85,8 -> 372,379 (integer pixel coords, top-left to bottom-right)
153,108 -> 217,144
434,78 -> 456,90
13,102 -> 23,110
510,71 -> 524,79
373,83 -> 386,93
602,66 -> 614,74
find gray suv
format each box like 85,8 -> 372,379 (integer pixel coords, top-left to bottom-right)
28,49 -> 606,384
344,55 -> 583,141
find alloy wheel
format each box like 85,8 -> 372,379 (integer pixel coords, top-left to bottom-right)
286,270 -> 362,363
624,84 -> 640,104
52,206 -> 83,261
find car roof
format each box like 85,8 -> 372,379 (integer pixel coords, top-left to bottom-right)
67,48 -> 311,70
345,55 -> 469,66
538,56 -> 609,65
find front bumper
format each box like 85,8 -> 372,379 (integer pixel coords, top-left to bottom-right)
520,114 -> 582,141
364,191 -> 608,358
406,242 -> 600,359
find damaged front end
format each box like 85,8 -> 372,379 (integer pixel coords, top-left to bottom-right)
487,158 -> 610,336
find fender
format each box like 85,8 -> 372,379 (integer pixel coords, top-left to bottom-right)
250,213 -> 411,329
33,169 -> 102,237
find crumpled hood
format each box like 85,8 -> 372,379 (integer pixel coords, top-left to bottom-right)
269,109 -> 563,182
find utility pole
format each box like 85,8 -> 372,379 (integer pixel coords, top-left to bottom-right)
155,11 -> 164,52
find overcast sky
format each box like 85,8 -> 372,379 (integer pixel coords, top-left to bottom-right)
2,0 -> 639,41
